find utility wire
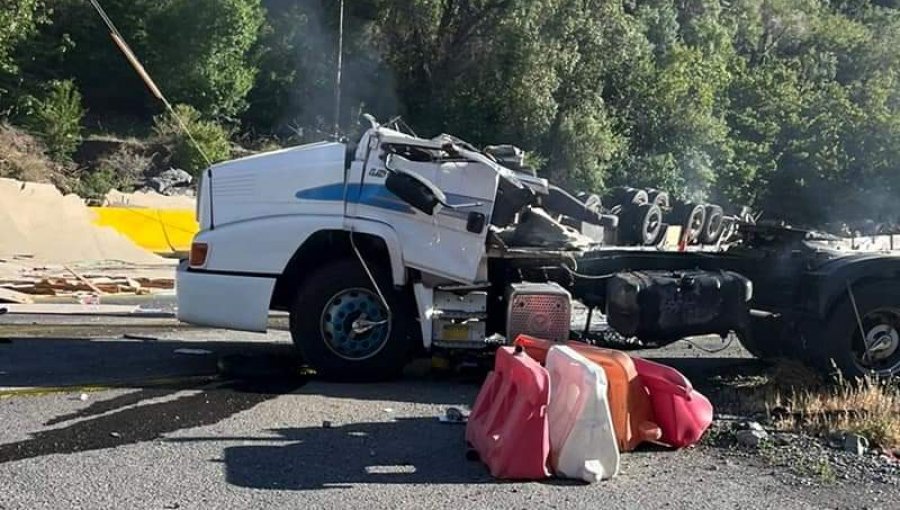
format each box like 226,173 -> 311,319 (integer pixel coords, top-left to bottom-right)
88,0 -> 212,168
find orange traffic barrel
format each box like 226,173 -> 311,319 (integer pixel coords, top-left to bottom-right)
515,335 -> 662,452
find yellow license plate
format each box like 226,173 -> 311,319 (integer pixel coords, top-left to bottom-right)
441,324 -> 471,341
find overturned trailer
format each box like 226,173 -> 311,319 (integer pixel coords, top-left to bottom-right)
177,118 -> 900,381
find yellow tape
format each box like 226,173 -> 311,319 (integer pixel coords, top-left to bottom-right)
0,374 -> 219,398
90,207 -> 198,256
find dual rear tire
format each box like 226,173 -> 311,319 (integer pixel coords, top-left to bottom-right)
738,282 -> 900,380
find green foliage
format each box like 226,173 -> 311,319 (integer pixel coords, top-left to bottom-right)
2,0 -> 900,225
25,80 -> 84,162
75,166 -> 119,200
146,0 -> 265,119
0,0 -> 45,75
12,0 -> 263,120
153,104 -> 231,177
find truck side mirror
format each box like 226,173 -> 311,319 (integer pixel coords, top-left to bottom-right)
383,154 -> 446,215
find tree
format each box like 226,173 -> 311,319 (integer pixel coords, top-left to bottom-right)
0,0 -> 47,113
146,0 -> 265,120
0,0 -> 45,74
16,0 -> 264,121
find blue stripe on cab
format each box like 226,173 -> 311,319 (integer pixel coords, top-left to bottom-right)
295,183 -> 414,214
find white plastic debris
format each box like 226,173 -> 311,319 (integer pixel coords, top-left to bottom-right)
173,348 -> 213,356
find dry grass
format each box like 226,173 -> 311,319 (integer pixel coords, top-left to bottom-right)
770,372 -> 900,450
0,123 -> 54,181
0,123 -> 73,188
714,360 -> 900,449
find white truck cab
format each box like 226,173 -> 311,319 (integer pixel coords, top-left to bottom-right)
177,119 -> 566,379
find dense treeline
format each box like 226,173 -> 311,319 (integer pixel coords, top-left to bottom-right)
0,0 -> 898,226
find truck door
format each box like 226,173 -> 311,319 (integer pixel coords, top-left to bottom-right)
346,144 -> 498,283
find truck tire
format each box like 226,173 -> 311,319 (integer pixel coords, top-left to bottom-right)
815,281 -> 900,379
605,187 -> 648,208
670,203 -> 706,245
700,204 -> 725,245
289,258 -> 415,381
582,193 -> 602,213
646,189 -> 670,209
619,203 -> 662,246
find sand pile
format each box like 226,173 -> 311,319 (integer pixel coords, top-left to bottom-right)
104,189 -> 195,210
0,178 -> 165,264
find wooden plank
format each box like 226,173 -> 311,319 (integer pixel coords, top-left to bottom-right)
63,265 -> 106,295
0,288 -> 34,304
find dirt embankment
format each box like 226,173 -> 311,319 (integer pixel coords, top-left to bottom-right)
0,178 -> 165,265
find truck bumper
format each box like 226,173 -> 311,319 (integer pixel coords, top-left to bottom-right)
176,261 -> 276,332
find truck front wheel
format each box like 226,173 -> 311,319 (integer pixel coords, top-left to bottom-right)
289,258 -> 415,381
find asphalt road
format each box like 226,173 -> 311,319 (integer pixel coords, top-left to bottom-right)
0,311 -> 896,509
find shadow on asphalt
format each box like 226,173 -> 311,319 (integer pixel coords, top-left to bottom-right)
0,337 -> 297,388
0,377 -> 309,466
218,418 -> 494,489
205,418 -> 691,490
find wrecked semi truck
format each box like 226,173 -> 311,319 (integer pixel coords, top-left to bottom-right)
176,118 -> 900,381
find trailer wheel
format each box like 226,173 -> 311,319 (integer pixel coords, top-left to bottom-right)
700,205 -> 725,245
670,203 -> 706,245
289,258 -> 415,381
605,187 -> 648,207
619,203 -> 662,246
817,281 -> 900,379
582,193 -> 603,213
647,189 -> 670,209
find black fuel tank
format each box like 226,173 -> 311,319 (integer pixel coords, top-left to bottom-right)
606,270 -> 751,342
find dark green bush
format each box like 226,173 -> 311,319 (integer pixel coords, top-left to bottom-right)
25,80 -> 84,162
153,104 -> 231,177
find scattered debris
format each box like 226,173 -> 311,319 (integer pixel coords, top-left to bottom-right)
439,406 -> 469,424
0,272 -> 173,298
63,264 -> 107,295
0,287 -> 33,304
0,303 -> 168,316
742,421 -> 765,432
122,333 -> 159,341
736,429 -> 769,448
173,348 -> 213,356
146,168 -> 193,196
773,432 -> 795,446
104,188 -> 195,210
844,434 -> 869,456
77,294 -> 101,305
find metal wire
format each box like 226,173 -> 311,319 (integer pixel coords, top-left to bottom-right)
681,334 -> 735,354
846,280 -> 871,364
89,0 -> 212,168
349,230 -> 392,327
